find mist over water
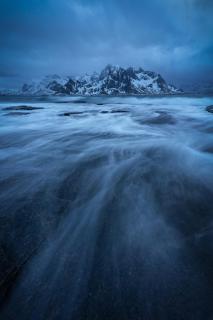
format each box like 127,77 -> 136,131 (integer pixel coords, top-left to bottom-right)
0,96 -> 213,320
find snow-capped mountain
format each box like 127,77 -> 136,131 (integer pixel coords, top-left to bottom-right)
21,74 -> 69,95
4,65 -> 181,96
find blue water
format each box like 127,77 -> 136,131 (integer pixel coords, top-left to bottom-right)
0,95 -> 213,319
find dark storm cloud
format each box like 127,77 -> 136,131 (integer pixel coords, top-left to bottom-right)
0,0 -> 212,88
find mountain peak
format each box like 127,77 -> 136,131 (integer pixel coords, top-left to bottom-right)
104,64 -> 121,71
14,65 -> 181,96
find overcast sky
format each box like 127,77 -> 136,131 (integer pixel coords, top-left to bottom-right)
0,0 -> 212,88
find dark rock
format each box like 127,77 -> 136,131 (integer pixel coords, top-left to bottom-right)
72,100 -> 87,104
59,112 -> 84,116
47,81 -> 68,94
100,109 -> 129,114
201,146 -> 213,154
111,109 -> 129,113
64,79 -> 82,95
206,105 -> 213,113
3,105 -> 43,111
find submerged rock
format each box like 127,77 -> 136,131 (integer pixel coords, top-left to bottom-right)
72,100 -> 87,104
100,109 -> 129,114
111,109 -> 129,113
206,105 -> 213,113
3,105 -> 43,111
59,112 -> 84,116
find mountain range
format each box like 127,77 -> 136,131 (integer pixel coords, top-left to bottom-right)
1,65 -> 182,96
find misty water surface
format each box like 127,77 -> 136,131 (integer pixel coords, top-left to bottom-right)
0,95 -> 213,320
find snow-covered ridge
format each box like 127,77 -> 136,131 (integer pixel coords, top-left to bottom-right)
1,65 -> 182,96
